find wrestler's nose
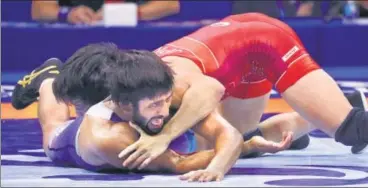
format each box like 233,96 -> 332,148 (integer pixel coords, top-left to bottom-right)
158,101 -> 170,118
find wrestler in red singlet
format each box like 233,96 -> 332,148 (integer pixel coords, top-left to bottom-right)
154,13 -> 320,99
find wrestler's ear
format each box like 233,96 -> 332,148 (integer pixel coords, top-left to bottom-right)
117,102 -> 133,112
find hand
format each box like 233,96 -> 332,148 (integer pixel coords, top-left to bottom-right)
67,5 -> 98,24
296,2 -> 314,17
250,131 -> 293,154
118,122 -> 171,170
179,168 -> 224,182
94,8 -> 103,22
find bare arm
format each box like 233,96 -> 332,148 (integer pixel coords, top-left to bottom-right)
31,0 -> 60,21
296,1 -> 314,17
138,0 -> 180,21
117,58 -> 225,170
191,111 -> 243,176
32,1 -> 97,24
160,58 -> 226,144
95,121 -> 215,173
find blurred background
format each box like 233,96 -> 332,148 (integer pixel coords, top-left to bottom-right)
1,0 -> 368,73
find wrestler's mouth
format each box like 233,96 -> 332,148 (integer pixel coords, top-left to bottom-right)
148,118 -> 164,131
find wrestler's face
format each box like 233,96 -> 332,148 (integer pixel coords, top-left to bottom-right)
132,91 -> 173,135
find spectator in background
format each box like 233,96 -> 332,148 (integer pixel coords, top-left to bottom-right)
296,1 -> 341,18
232,1 -> 304,18
298,1 -> 368,19
295,1 -> 315,16
348,0 -> 368,18
31,0 -> 180,25
231,0 -> 343,18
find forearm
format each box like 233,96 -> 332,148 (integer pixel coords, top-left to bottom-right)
138,1 -> 180,21
173,150 -> 216,174
31,1 -> 60,21
206,129 -> 242,174
143,149 -> 215,173
161,80 -> 225,141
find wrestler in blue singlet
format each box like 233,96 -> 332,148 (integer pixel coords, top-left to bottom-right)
46,102 -> 197,171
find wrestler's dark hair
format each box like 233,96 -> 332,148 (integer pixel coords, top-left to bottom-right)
53,42 -> 120,107
106,50 -> 175,106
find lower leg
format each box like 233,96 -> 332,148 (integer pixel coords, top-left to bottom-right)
38,78 -> 70,151
282,70 -> 368,145
281,70 -> 352,137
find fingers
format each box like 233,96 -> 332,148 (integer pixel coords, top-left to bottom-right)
94,9 -> 103,21
83,7 -> 96,20
79,6 -> 95,24
118,142 -> 138,159
138,157 -> 153,170
128,152 -> 150,170
268,131 -> 293,153
216,174 -> 223,181
185,171 -> 202,182
179,171 -> 195,181
69,6 -> 98,24
123,148 -> 147,167
280,131 -> 293,149
76,14 -> 91,24
202,173 -> 220,182
282,131 -> 293,142
179,171 -> 222,182
193,173 -> 221,182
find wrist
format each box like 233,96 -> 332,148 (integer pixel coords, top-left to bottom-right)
206,165 -> 225,174
58,6 -> 71,22
158,132 -> 173,145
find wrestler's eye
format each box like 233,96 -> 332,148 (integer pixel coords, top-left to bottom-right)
149,101 -> 163,109
165,96 -> 172,103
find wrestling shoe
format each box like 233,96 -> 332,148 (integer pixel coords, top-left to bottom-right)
289,134 -> 310,150
346,90 -> 368,154
11,58 -> 63,110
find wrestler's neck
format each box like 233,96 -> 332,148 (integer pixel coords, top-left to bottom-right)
102,100 -> 133,122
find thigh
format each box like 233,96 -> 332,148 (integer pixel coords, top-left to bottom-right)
45,116 -> 83,163
218,92 -> 271,134
238,21 -> 320,93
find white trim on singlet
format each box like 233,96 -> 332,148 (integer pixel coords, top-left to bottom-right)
274,53 -> 310,87
287,53 -> 309,68
75,101 -> 114,156
85,101 -> 114,120
184,36 -> 220,68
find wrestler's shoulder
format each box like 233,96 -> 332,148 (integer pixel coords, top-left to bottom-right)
83,116 -> 131,141
90,121 -> 137,155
